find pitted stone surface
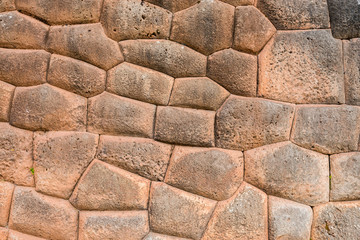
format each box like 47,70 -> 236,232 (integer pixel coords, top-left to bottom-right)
0,228 -> 7,240
8,230 -> 46,240
0,81 -> 14,122
221,0 -> 254,6
344,39 -> 360,105
0,181 -> 14,226
144,232 -> 190,240
0,0 -> 15,12
145,0 -> 198,12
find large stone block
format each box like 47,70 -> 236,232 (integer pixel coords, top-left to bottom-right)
0,181 -> 14,226
0,228 -> 7,240
0,81 -> 14,122
344,39 -> 360,105
144,232 -> 190,240
0,0 -> 15,12
221,0 -> 254,6
145,0 -> 198,12
8,231 -> 46,240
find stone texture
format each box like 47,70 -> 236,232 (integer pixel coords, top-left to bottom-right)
16,0 -> 102,25
10,84 -> 87,131
155,106 -> 215,147
268,196 -> 313,240
291,105 -> 360,154
0,181 -> 14,226
312,201 -> 360,239
330,152 -> 360,201
33,131 -> 98,199
70,160 -> 150,210
8,230 -> 46,240
165,146 -> 243,200
216,96 -> 294,151
207,49 -> 257,96
0,123 -> 33,186
245,141 -> 329,206
9,187 -> 78,240
233,6 -> 276,53
144,232 -> 190,240
0,0 -> 15,12
88,92 -> 155,138
327,0 -> 360,39
256,0 -> 330,30
120,40 -> 207,77
170,0 -> 234,55
259,30 -> 344,104
47,23 -> 123,70
169,77 -> 229,110
202,183 -> 267,240
0,11 -> 48,49
344,38 -> 360,105
47,54 -> 106,98
79,211 -> 149,240
220,0 -> 254,6
0,81 -> 14,122
145,0 -> 198,12
97,135 -> 172,181
101,0 -> 172,41
149,182 -> 216,239
107,62 -> 174,105
0,48 -> 50,86
0,228 -> 7,240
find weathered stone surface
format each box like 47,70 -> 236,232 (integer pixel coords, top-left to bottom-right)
0,81 -> 14,122
9,187 -> 78,240
207,49 -> 257,96
10,84 -> 87,131
97,135 -> 172,181
33,131 -> 98,199
202,183 -> 267,240
233,6 -> 276,53
165,146 -> 243,200
220,0 -> 254,6
169,77 -> 229,110
259,30 -> 344,104
0,228 -> 7,240
107,62 -> 174,105
0,123 -> 33,186
47,23 -> 123,70
79,211 -> 149,240
0,181 -> 14,226
150,182 -> 216,239
312,201 -> 360,239
170,0 -> 234,55
144,232 -> 190,240
101,0 -> 171,41
155,106 -> 215,147
245,142 -> 329,205
120,40 -> 207,77
70,160 -> 150,210
344,39 -> 360,105
268,196 -> 313,240
256,0 -> 330,30
216,96 -> 294,150
47,54 -> 106,97
330,152 -> 360,201
88,92 -> 155,138
145,0 -> 198,12
0,11 -> 48,49
0,0 -> 15,12
8,230 -> 46,240
0,48 -> 50,86
291,105 -> 360,154
16,0 -> 102,25
327,0 -> 360,39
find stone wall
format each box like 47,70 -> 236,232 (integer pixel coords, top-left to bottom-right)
0,0 -> 359,239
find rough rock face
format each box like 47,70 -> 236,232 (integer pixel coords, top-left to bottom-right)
0,0 -> 15,12
145,0 -> 198,12
344,39 -> 360,105
0,81 -> 14,121
0,181 -> 14,226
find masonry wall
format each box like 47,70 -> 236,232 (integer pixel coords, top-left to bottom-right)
0,0 -> 360,239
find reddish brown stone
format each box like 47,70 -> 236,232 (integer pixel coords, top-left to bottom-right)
202,183 -> 268,240
344,39 -> 360,105
144,232 -> 191,240
97,135 -> 172,181
0,11 -> 48,49
120,39 -> 207,78
149,182 -> 216,240
170,0 -> 234,55
16,0 -> 102,25
0,48 -> 50,86
10,84 -> 87,131
9,187 -> 78,240
155,106 -> 215,147
101,0 -> 172,41
0,81 -> 14,122
47,54 -> 106,98
88,92 -> 155,138
145,0 -> 198,12
221,0 -> 254,6
291,105 -> 360,154
47,23 -> 123,70
165,146 -> 243,200
0,123 -> 33,186
70,160 -> 150,210
207,49 -> 257,96
8,230 -> 46,240
0,228 -> 7,240
107,62 -> 174,105
0,181 -> 14,226
216,96 -> 294,151
259,30 -> 344,104
79,211 -> 149,240
0,0 -> 15,12
33,131 -> 98,199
